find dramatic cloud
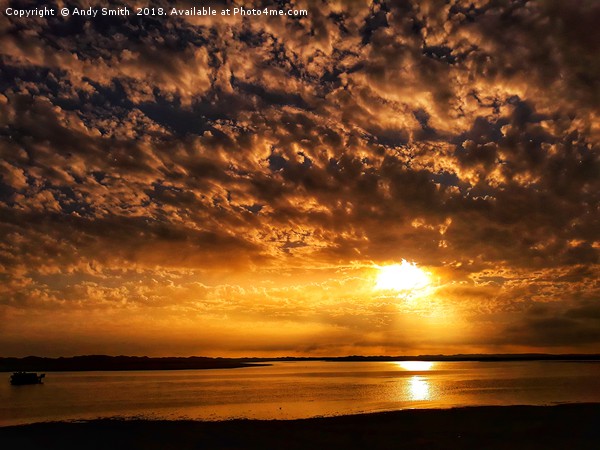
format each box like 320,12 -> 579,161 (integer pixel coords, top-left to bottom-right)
0,0 -> 598,356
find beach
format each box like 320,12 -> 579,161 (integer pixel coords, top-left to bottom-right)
2,403 -> 599,449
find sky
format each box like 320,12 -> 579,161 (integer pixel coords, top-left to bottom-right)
0,0 -> 598,357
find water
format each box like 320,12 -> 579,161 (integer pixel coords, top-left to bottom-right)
2,361 -> 600,426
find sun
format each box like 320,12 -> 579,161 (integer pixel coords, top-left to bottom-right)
375,260 -> 430,292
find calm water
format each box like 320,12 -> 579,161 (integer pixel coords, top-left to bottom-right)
2,361 -> 600,426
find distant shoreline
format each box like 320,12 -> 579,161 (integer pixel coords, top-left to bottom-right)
2,404 -> 599,449
0,356 -> 269,372
1,354 -> 599,372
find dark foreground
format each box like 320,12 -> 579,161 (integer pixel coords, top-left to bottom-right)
2,404 -> 599,449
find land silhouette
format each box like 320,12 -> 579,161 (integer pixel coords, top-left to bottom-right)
0,355 -> 263,372
2,404 -> 599,449
1,354 -> 599,372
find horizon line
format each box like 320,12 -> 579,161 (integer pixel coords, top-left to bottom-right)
3,352 -> 600,360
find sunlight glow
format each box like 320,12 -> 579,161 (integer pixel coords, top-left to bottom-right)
398,361 -> 434,371
375,260 -> 430,292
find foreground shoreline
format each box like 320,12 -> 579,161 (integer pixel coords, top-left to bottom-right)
2,404 -> 599,449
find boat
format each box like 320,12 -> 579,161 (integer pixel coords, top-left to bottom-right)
10,372 -> 45,385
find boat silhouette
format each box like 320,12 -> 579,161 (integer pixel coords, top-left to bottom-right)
10,372 -> 45,385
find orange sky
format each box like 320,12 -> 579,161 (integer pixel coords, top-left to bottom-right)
0,0 -> 599,357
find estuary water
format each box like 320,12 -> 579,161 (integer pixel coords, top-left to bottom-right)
2,360 -> 600,426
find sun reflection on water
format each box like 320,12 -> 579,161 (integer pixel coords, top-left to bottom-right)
408,376 -> 430,400
394,361 -> 434,401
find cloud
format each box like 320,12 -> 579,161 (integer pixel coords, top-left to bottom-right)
0,0 -> 598,355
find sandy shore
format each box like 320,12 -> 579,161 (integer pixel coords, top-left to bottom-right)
2,404 -> 599,449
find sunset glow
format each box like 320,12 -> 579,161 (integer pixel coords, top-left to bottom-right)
398,361 -> 435,371
375,262 -> 431,293
0,0 -> 598,358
